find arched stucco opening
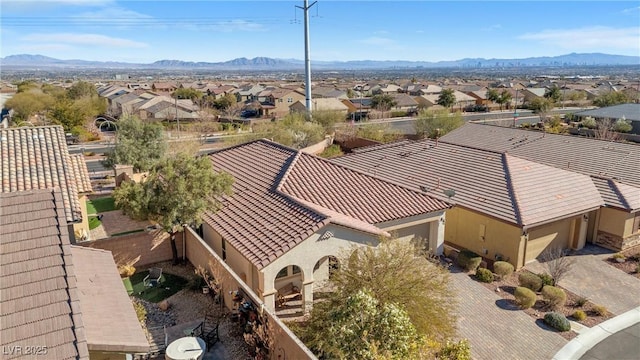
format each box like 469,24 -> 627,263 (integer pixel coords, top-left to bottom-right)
273,264 -> 303,291
312,255 -> 339,291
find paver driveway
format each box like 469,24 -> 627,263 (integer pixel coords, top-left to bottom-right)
451,269 -> 567,360
525,245 -> 640,316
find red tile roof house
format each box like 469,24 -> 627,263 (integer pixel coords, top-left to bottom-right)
332,127 -> 607,269
198,140 -> 450,313
1,126 -> 93,242
0,189 -> 149,360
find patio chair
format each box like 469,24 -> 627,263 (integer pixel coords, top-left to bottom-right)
201,313 -> 221,351
143,267 -> 163,288
134,325 -> 167,360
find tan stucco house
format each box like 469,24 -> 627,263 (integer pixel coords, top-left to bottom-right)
199,140 -> 450,312
332,125 -> 614,269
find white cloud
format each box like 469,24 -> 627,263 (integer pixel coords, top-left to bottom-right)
621,6 -> 640,14
519,26 -> 640,51
21,33 -> 149,48
20,43 -> 74,52
360,36 -> 395,46
205,20 -> 267,32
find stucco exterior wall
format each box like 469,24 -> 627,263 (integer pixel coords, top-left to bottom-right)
597,207 -> 627,237
202,223 -> 256,291
526,218 -> 573,263
88,351 -> 126,360
444,206 -> 523,267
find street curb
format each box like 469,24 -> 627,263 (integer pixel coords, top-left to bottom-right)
552,306 -> 640,360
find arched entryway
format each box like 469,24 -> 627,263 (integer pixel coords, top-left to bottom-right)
312,255 -> 339,293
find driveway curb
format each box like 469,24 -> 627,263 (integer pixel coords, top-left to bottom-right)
552,306 -> 640,360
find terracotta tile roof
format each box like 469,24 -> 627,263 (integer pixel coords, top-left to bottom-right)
0,190 -> 89,360
205,140 -> 448,269
71,246 -> 149,353
0,126 -> 89,223
440,123 -> 640,207
332,140 -> 603,227
69,154 -> 93,194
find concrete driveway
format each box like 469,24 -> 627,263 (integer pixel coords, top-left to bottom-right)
525,245 -> 640,316
451,269 -> 567,360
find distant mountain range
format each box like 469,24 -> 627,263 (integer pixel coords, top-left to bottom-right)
1,53 -> 638,70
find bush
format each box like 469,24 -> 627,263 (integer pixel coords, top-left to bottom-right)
541,285 -> 567,310
133,301 -> 147,323
518,272 -> 543,292
612,253 -> 626,260
493,261 -> 514,279
572,310 -> 587,321
475,268 -> 494,283
544,312 -> 571,332
438,339 -> 471,360
592,304 -> 608,316
574,296 -> 588,307
457,250 -> 482,271
118,265 -> 136,278
514,286 -> 537,309
538,273 -> 554,286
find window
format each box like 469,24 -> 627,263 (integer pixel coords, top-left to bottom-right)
222,238 -> 227,261
287,97 -> 293,103
278,98 -> 283,103
292,265 -> 301,274
276,267 -> 288,279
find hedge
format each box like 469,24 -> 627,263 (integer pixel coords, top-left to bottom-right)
514,286 -> 537,309
518,272 -> 543,292
457,250 -> 482,271
493,261 -> 514,279
475,268 -> 494,283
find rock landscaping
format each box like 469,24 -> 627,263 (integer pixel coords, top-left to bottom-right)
605,248 -> 640,279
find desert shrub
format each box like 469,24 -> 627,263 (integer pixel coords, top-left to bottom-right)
457,250 -> 482,271
544,312 -> 571,332
541,285 -> 567,310
118,265 -> 136,278
475,268 -> 494,283
437,339 -> 471,360
133,301 -> 147,323
572,310 -> 587,321
514,286 -> 537,309
574,296 -> 589,307
493,261 -> 514,279
592,304 -> 608,316
538,273 -> 554,286
612,253 -> 626,260
628,252 -> 640,262
518,272 -> 543,292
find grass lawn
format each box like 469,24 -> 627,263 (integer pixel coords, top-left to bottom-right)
130,270 -> 188,303
86,197 -> 116,214
88,216 -> 102,230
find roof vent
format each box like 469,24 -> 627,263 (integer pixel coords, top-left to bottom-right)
443,189 -> 456,198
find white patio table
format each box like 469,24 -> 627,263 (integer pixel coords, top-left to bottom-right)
165,336 -> 206,360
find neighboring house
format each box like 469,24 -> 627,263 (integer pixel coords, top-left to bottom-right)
407,84 -> 442,96
374,84 -> 402,95
152,82 -> 178,93
234,84 -> 265,103
452,90 -> 476,110
290,98 -> 349,116
110,92 -> 145,117
0,189 -> 149,360
199,140 -> 450,312
342,98 -> 373,120
390,93 -> 419,112
332,126 -> 610,269
521,88 -> 547,103
257,88 -> 305,118
414,94 -> 441,109
0,126 -> 93,242
573,103 -> 640,135
440,123 -> 640,254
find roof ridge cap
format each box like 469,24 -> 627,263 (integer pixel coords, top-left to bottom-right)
502,153 -> 524,226
607,178 -> 632,210
275,150 -> 302,193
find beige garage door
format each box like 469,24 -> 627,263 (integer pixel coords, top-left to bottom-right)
525,219 -> 572,263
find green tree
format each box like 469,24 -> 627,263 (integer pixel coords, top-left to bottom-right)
437,89 -> 456,109
173,88 -> 203,101
544,85 -> 562,103
103,116 -> 167,172
213,93 -> 237,110
486,88 -> 500,103
231,112 -> 327,149
302,289 -> 419,360
67,81 -> 98,100
371,94 -> 397,112
498,90 -> 512,111
318,144 -> 344,158
113,153 -> 234,264
414,108 -> 464,139
529,97 -> 553,123
593,91 -> 629,107
4,89 -> 55,122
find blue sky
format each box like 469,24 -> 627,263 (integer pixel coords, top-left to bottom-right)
1,1 -> 639,63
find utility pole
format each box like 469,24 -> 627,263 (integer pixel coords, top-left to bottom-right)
513,88 -> 519,128
296,0 -> 317,119
175,95 -> 180,138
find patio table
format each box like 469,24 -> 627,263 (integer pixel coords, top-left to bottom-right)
165,336 -> 206,360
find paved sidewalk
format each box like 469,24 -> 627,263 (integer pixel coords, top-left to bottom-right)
451,269 -> 567,360
525,245 -> 640,315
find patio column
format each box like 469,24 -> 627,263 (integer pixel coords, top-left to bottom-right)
302,279 -> 314,313
262,289 -> 277,313
430,213 -> 446,255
